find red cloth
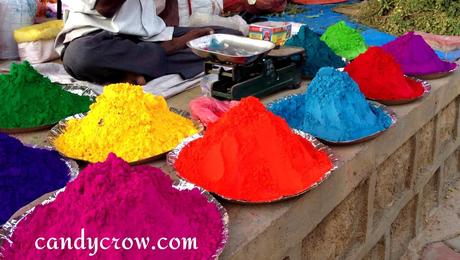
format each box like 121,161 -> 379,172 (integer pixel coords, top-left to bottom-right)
224,0 -> 287,14
35,0 -> 48,17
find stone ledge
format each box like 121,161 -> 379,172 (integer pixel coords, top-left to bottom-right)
220,69 -> 460,260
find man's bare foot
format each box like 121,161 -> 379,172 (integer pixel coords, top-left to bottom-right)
123,73 -> 147,85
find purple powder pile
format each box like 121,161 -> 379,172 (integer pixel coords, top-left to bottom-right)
382,32 -> 457,75
0,133 -> 71,224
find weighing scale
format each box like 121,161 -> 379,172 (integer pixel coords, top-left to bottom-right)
188,34 -> 305,100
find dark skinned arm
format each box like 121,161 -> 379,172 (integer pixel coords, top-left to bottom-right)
160,28 -> 214,55
95,0 -> 126,18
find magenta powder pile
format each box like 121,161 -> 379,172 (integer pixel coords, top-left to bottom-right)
2,154 -> 225,259
382,32 -> 457,75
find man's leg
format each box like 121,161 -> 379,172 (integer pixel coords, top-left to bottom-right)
63,28 -> 242,84
62,31 -> 168,84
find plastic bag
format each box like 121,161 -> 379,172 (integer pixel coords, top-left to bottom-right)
200,74 -> 219,96
0,0 -> 36,59
224,0 -> 287,14
189,96 -> 239,126
14,20 -> 63,43
178,0 -> 223,26
17,39 -> 59,63
155,0 -> 165,14
189,13 -> 249,35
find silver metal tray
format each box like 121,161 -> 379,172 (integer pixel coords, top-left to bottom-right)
267,95 -> 397,145
187,34 -> 276,65
407,63 -> 458,80
318,101 -> 397,145
370,78 -> 431,106
167,130 -> 340,204
0,85 -> 97,134
173,180 -> 229,259
48,108 -> 204,165
1,177 -> 228,260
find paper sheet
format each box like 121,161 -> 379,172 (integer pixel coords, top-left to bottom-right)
32,63 -> 202,98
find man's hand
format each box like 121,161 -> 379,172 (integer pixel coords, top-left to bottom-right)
160,28 -> 214,55
95,0 -> 126,18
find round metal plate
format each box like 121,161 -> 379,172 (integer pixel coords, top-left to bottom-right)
0,85 -> 97,134
406,63 -> 458,80
49,109 -> 204,166
369,78 -> 431,106
317,101 -> 397,145
2,176 -> 228,260
167,130 -> 340,204
267,94 -> 397,145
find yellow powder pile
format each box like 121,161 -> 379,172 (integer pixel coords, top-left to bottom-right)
54,83 -> 198,163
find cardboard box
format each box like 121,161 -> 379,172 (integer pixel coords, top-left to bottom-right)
248,21 -> 292,46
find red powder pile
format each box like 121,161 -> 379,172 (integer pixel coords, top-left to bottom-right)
2,154 -> 225,259
175,97 -> 333,202
345,47 -> 425,101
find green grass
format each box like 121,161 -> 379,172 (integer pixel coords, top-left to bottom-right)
356,0 -> 460,35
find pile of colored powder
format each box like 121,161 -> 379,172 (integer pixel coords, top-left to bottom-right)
0,134 -> 70,224
53,83 -> 198,163
285,25 -> 345,78
320,21 -> 368,60
175,97 -> 333,202
0,61 -> 92,129
382,32 -> 457,75
269,67 -> 392,142
2,154 -> 225,259
345,47 -> 425,101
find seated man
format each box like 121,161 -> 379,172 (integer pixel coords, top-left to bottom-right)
56,0 -> 240,85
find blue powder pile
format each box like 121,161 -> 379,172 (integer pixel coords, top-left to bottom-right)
269,67 -> 392,142
0,134 -> 71,224
285,26 -> 345,78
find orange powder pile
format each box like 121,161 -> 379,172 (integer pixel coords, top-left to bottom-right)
175,97 -> 333,202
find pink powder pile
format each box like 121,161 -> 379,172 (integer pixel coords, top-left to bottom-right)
382,32 -> 457,75
2,154 -> 226,259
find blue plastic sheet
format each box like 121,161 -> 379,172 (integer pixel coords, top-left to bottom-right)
263,1 -> 460,61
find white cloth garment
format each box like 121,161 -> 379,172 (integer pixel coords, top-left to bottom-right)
55,0 -> 173,54
33,63 -> 202,98
155,0 -> 165,14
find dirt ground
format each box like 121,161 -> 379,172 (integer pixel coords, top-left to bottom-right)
403,179 -> 460,259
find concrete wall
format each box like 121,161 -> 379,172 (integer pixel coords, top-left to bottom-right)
219,70 -> 460,260
296,100 -> 460,260
287,82 -> 459,260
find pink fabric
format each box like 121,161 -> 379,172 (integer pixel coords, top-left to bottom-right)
415,31 -> 460,52
190,96 -> 239,126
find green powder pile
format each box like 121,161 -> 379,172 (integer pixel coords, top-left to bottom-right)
320,21 -> 368,60
0,61 -> 92,129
